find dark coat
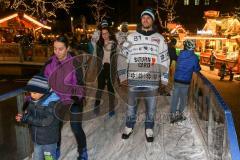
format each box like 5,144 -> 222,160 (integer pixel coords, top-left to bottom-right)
21,92 -> 61,145
168,45 -> 178,65
96,41 -> 117,84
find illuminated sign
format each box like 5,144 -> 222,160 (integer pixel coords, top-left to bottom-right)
197,30 -> 213,35
204,10 -> 220,18
184,36 -> 226,40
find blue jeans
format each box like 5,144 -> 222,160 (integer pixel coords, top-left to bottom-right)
33,143 -> 57,160
57,102 -> 87,159
70,103 -> 87,157
126,86 -> 157,129
170,82 -> 189,114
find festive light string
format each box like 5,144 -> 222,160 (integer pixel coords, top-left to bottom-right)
0,13 -> 51,30
0,0 -> 10,9
0,13 -> 18,23
10,0 -> 74,18
23,14 -> 51,29
89,0 -> 114,26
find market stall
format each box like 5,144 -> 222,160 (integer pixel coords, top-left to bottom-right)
0,12 -> 51,43
186,11 -> 240,71
0,12 -> 52,62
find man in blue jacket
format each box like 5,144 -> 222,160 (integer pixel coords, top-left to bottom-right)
170,39 -> 201,123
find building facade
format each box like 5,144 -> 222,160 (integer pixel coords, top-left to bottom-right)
113,0 -> 239,32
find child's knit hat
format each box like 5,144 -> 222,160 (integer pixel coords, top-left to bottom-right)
24,74 -> 50,94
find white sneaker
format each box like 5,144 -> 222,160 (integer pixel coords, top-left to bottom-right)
145,129 -> 154,142
146,129 -> 153,137
122,126 -> 133,139
123,126 -> 133,134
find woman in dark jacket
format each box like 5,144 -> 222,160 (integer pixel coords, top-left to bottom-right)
42,35 -> 88,160
94,27 -> 117,117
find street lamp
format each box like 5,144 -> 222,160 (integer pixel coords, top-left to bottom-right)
71,17 -> 74,34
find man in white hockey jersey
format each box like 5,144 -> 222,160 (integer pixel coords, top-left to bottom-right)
118,8 -> 170,142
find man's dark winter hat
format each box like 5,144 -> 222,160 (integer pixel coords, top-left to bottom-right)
170,38 -> 177,45
183,39 -> 196,50
24,74 -> 50,94
141,8 -> 155,21
101,20 -> 108,27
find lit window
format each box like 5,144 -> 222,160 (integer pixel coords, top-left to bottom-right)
184,0 -> 189,5
195,0 -> 200,5
205,0 -> 210,5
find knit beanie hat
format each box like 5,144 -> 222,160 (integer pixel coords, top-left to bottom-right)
170,38 -> 177,46
141,8 -> 155,21
121,22 -> 128,28
183,39 -> 195,50
24,74 -> 50,94
101,20 -> 108,28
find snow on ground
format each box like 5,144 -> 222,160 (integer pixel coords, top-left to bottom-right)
23,81 -> 208,160
59,91 -> 208,160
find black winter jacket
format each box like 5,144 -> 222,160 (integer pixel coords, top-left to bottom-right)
22,92 -> 60,145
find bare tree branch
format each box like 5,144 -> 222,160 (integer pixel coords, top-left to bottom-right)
154,0 -> 178,26
89,0 -> 114,26
154,0 -> 165,28
10,0 -> 74,18
0,0 -> 10,10
234,6 -> 240,21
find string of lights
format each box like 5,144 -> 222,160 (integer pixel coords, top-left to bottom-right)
0,0 -> 10,9
10,0 -> 74,18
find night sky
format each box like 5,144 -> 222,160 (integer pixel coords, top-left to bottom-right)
67,0 -> 124,24
65,0 -> 239,30
0,0 -> 239,32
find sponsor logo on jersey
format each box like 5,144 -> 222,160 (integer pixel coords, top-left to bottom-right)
151,37 -> 160,44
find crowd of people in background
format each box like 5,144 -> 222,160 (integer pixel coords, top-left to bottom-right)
15,7 -> 201,160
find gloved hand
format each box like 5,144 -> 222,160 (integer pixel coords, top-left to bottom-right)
120,80 -> 128,87
21,113 -> 29,123
71,96 -> 83,105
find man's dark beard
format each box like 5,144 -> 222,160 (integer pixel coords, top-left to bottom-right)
122,28 -> 128,32
142,25 -> 152,30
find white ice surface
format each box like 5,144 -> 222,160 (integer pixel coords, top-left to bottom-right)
24,83 -> 208,160
58,92 -> 208,160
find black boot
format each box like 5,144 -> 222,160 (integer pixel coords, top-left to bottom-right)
77,147 -> 88,160
170,115 -> 177,124
94,98 -> 101,115
175,113 -> 186,123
